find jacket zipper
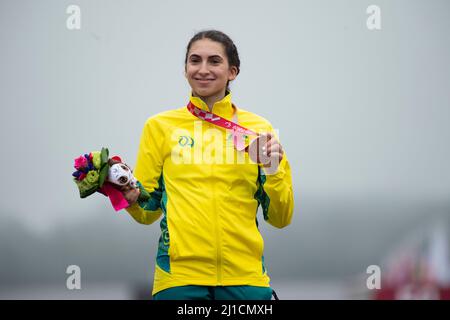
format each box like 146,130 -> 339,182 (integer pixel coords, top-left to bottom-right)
210,123 -> 223,285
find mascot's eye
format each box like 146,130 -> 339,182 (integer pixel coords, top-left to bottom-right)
119,177 -> 128,184
121,165 -> 129,171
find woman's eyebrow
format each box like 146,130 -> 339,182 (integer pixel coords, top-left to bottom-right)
208,55 -> 223,60
189,54 -> 223,60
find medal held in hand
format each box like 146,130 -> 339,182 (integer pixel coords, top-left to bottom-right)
187,101 -> 280,173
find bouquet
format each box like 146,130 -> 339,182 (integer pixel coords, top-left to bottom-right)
72,147 -> 150,211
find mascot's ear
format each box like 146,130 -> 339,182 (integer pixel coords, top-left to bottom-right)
108,157 -> 122,166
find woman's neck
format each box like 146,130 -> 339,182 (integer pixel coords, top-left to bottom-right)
193,89 -> 227,112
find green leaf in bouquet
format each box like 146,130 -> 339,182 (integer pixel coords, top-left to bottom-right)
98,147 -> 109,187
100,147 -> 109,165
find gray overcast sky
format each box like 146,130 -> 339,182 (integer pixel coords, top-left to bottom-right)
0,0 -> 449,233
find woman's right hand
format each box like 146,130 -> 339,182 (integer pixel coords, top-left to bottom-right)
120,185 -> 141,206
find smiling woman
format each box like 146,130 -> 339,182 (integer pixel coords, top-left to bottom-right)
120,29 -> 294,300
184,31 -> 240,111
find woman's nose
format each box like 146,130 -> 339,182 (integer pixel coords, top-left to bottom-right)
198,62 -> 210,75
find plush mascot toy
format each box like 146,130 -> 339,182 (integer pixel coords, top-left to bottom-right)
72,147 -> 149,211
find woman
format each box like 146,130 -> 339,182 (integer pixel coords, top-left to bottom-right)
121,30 -> 294,300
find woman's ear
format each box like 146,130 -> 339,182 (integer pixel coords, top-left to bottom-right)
228,66 -> 238,81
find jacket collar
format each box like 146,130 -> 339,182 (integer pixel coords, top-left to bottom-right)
189,90 -> 234,119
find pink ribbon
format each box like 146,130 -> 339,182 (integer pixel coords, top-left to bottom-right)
187,101 -> 259,151
98,182 -> 130,211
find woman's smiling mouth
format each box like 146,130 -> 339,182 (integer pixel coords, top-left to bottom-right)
195,78 -> 215,84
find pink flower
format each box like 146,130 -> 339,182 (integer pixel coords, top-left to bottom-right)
74,155 -> 88,170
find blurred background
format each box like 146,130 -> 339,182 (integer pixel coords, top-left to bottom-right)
0,0 -> 449,299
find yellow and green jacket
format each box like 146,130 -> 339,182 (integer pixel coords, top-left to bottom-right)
125,91 -> 294,296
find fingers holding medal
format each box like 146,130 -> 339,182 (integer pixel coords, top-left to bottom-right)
248,132 -> 284,174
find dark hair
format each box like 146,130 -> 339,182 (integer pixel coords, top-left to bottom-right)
185,30 -> 240,91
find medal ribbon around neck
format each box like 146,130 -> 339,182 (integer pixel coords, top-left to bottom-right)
186,101 -> 259,151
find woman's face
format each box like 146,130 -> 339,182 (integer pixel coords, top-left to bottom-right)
185,38 -> 237,98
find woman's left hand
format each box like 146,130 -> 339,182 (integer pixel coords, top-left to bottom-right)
248,132 -> 284,174
260,132 -> 284,164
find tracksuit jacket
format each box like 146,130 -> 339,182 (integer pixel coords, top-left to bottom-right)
125,91 -> 294,296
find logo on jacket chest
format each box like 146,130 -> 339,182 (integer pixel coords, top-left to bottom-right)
178,135 -> 194,148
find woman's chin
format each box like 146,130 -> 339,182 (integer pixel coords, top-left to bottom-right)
193,87 -> 215,97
